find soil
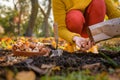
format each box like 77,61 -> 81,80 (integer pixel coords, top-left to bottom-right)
0,49 -> 120,78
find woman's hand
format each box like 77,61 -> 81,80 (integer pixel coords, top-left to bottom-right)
73,36 -> 93,51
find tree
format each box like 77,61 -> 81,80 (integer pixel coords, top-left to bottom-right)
38,0 -> 52,37
25,0 -> 39,37
12,0 -> 30,35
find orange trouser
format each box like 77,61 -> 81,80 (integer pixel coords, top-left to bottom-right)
66,0 -> 106,38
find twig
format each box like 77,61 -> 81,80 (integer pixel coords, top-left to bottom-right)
53,23 -> 59,49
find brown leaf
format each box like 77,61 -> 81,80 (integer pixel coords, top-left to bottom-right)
115,69 -> 120,73
96,72 -> 108,80
82,63 -> 101,70
41,64 -> 55,69
15,71 -> 36,80
52,66 -> 61,71
109,74 -> 120,80
0,56 -> 6,62
0,25 -> 4,34
6,70 -> 14,80
108,69 -> 120,80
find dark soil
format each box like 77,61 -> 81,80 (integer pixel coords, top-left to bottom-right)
0,49 -> 120,78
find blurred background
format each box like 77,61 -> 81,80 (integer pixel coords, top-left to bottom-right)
0,0 -> 119,38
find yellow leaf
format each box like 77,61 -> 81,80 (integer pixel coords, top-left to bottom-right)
6,45 -> 12,50
87,45 -> 98,54
64,43 -> 75,52
52,66 -> 61,71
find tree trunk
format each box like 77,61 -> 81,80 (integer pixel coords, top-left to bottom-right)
17,9 -> 22,36
25,0 -> 38,37
39,0 -> 51,37
41,16 -> 49,37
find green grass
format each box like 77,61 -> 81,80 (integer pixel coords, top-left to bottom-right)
41,71 -> 108,80
103,45 -> 120,52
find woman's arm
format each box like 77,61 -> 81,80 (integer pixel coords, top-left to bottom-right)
52,0 -> 80,43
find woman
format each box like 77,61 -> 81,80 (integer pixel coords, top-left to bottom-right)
52,0 -> 120,51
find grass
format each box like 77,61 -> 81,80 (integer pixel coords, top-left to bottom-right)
99,52 -> 119,67
41,70 -> 108,80
102,45 -> 120,52
98,37 -> 120,52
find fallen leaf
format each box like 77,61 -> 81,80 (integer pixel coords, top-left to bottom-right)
15,71 -> 36,80
6,70 -> 14,80
82,63 -> 101,70
96,72 -> 108,80
109,74 -> 120,80
41,64 -> 55,69
52,66 -> 61,71
0,56 -> 6,62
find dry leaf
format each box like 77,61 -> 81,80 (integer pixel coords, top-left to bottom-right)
109,69 -> 120,80
41,64 -> 55,69
109,74 -> 120,80
6,70 -> 14,80
82,63 -> 101,70
15,71 -> 36,80
96,72 -> 108,80
0,56 -> 6,62
87,45 -> 99,54
0,25 -> 4,34
52,66 -> 61,71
